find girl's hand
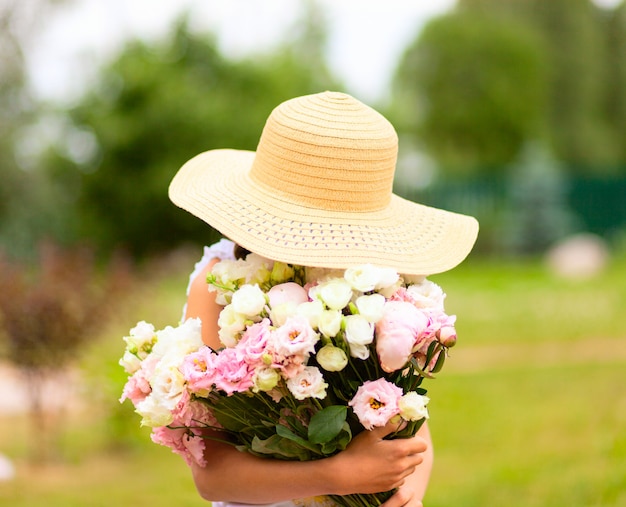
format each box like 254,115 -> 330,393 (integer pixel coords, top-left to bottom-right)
380,483 -> 424,507
327,420 -> 428,496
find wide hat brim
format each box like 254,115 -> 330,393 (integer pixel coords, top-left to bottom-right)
169,148 -> 478,276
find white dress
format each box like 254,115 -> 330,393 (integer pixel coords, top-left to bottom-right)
186,240 -> 337,507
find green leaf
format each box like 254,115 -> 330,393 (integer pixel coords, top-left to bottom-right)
249,434 -> 312,461
308,405 -> 347,444
431,349 -> 446,373
319,423 -> 352,454
276,425 -> 320,452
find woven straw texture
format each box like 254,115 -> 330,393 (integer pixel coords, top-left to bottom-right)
169,92 -> 478,275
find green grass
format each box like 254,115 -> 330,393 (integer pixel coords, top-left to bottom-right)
1,255 -> 625,506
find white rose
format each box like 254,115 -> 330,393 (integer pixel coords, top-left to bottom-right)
344,314 -> 374,359
406,280 -> 446,310
296,300 -> 324,328
398,392 -> 430,421
135,393 -> 175,427
355,294 -> 386,323
345,265 -> 399,292
243,253 -> 274,285
149,363 -> 186,410
231,284 -> 267,317
402,274 -> 426,285
124,321 -> 156,355
217,305 -> 247,347
377,278 -> 404,299
211,258 -> 249,285
317,310 -> 343,338
304,266 -> 344,285
119,350 -> 142,374
286,366 -> 328,400
316,344 -> 348,371
310,279 -> 353,310
269,301 -> 299,327
151,318 -> 204,362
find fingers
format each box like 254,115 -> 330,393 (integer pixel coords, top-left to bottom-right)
380,485 -> 424,507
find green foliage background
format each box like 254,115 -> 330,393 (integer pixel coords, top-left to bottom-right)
2,0 -> 626,260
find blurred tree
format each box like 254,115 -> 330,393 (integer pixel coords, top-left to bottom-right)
603,2 -> 626,163
391,11 -> 548,174
0,241 -> 132,461
42,9 -> 340,259
446,0 -> 620,171
0,0 -> 70,259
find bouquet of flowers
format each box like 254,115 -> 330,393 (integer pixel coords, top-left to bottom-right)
120,253 -> 458,507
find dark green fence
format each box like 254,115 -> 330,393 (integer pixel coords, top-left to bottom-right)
396,173 -> 626,255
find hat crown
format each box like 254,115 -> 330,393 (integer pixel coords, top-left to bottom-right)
249,91 -> 398,212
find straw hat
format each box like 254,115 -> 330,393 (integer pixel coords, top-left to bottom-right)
169,91 -> 478,275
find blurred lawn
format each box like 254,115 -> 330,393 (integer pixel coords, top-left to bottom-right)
1,255 -> 625,506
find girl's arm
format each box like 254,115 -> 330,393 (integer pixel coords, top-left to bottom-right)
190,423 -> 427,504
185,259 -> 431,504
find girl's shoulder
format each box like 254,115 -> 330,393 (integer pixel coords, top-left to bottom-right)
185,239 -> 235,296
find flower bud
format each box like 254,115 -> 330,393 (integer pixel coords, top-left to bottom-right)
438,326 -> 457,348
254,367 -> 280,392
316,344 -> 348,372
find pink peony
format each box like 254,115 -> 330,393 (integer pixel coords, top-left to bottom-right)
212,347 -> 255,395
267,282 -> 309,308
375,301 -> 429,373
348,378 -> 403,430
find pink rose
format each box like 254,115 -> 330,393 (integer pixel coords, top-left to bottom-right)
212,347 -> 255,395
237,318 -> 272,367
375,301 -> 429,373
151,391 -> 219,467
181,347 -> 217,395
119,369 -> 151,406
348,378 -> 403,430
267,282 -> 309,308
272,315 -> 319,358
172,390 -> 218,429
151,425 -> 206,467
